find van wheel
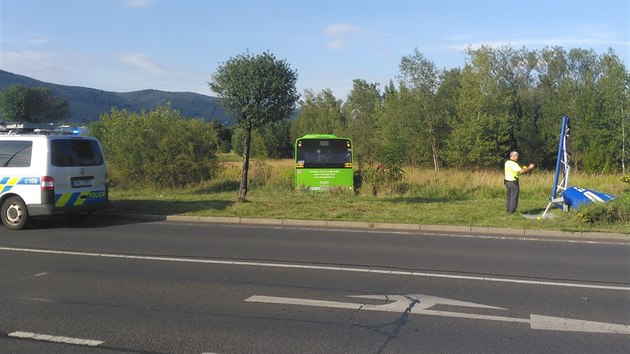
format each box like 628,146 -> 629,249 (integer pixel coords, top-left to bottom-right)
1,197 -> 30,230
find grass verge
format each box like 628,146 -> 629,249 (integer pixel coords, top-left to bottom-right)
106,159 -> 630,235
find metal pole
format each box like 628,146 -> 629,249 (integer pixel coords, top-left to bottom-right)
543,116 -> 570,218
550,116 -> 569,200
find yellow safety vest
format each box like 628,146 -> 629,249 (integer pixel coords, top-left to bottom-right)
504,160 -> 521,181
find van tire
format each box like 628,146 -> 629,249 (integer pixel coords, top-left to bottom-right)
1,197 -> 30,230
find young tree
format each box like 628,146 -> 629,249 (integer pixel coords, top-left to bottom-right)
0,85 -> 69,123
209,51 -> 299,201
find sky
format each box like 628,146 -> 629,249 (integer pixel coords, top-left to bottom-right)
1,0 -> 628,100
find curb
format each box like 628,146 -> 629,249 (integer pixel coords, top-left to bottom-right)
97,213 -> 630,242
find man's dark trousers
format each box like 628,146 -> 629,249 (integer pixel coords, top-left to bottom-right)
505,180 -> 519,213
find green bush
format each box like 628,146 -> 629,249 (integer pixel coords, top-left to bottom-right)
357,166 -> 408,196
97,105 -> 218,188
577,193 -> 630,224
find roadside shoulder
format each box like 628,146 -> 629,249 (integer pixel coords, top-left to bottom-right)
98,213 -> 630,242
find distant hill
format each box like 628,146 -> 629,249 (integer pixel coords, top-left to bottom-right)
0,70 -> 234,125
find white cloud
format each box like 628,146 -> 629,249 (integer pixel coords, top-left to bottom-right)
125,0 -> 152,8
0,50 -> 99,89
324,23 -> 361,51
444,34 -> 474,42
447,37 -> 630,53
25,36 -> 51,45
1,48 -> 211,94
444,26 -> 630,54
1,50 -> 62,72
119,52 -> 166,76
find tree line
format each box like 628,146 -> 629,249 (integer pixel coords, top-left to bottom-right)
0,85 -> 69,123
2,45 -> 628,180
287,46 -> 629,174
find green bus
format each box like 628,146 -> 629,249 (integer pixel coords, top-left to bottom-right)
294,134 -> 353,190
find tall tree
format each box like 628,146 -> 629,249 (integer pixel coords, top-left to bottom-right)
566,48 -> 601,172
0,85 -> 69,123
291,89 -> 345,140
592,50 -> 628,173
343,79 -> 381,168
434,67 -> 461,164
378,85 -> 422,167
536,47 -> 572,169
209,51 -> 299,201
446,46 -> 511,168
398,48 -> 446,170
510,48 -> 544,164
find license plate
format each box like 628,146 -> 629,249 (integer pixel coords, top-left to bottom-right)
72,179 -> 93,188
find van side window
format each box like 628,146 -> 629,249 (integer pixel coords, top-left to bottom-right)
0,141 -> 32,167
51,139 -> 104,167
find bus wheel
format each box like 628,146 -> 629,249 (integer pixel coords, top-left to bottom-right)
1,197 -> 30,230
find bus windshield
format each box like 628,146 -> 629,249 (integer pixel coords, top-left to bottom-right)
296,139 -> 351,168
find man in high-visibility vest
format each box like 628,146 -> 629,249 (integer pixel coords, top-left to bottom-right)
505,151 -> 535,213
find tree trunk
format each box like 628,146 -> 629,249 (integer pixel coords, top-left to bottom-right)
622,109 -> 626,174
431,137 -> 440,171
238,126 -> 252,202
427,120 -> 440,171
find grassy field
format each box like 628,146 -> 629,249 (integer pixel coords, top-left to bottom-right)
107,157 -> 630,235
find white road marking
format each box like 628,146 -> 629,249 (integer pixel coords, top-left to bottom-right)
529,315 -> 630,334
10,296 -> 53,303
1,246 -> 629,291
245,294 -> 630,335
245,294 -> 511,315
8,331 -> 103,346
350,294 -> 505,310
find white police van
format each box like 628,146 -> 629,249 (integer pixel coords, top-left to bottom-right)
0,124 -> 110,230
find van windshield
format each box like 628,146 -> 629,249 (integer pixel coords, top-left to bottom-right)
51,139 -> 104,167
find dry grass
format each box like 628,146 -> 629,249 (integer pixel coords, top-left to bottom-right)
108,157 -> 629,234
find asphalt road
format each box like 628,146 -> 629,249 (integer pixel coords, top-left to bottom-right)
0,216 -> 629,353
